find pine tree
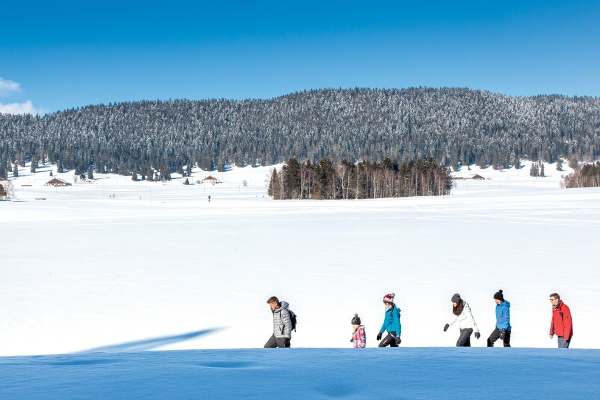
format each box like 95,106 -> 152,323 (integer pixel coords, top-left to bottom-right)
556,159 -> 563,171
540,163 -> 545,177
284,158 -> 301,199
569,158 -> 578,170
0,183 -> 5,200
87,168 -> 94,180
183,178 -> 190,185
12,164 -> 18,177
268,168 -> 282,199
132,172 -> 138,181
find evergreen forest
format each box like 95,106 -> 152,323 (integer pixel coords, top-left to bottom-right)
1,88 -> 599,180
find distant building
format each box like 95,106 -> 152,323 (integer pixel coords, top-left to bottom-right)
45,178 -> 71,186
471,174 -> 485,180
200,175 -> 222,185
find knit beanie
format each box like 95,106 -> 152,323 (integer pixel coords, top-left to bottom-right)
383,293 -> 395,303
351,314 -> 361,325
494,290 -> 504,301
451,293 -> 461,304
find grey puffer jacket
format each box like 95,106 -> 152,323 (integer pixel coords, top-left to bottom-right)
272,301 -> 292,339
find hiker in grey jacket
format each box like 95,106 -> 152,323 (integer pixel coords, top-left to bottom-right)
264,296 -> 292,348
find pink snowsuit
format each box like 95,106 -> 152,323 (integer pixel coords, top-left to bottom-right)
352,325 -> 366,348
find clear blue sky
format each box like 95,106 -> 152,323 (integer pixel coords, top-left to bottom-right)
1,0 -> 599,113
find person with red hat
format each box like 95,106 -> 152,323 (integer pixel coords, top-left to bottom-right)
376,293 -> 401,347
549,293 -> 573,348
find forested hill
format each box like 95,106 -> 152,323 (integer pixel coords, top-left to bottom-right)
1,88 -> 599,178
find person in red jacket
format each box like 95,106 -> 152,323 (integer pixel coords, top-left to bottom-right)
549,293 -> 573,348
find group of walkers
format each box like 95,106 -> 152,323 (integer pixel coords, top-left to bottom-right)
264,292 -> 574,349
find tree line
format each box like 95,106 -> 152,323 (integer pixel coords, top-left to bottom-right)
268,157 -> 452,199
1,88 -> 599,180
563,162 -> 600,188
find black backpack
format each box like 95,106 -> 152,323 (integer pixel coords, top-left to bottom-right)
288,309 -> 298,332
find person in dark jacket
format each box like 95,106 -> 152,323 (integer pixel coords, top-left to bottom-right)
487,290 -> 511,347
376,293 -> 401,347
549,293 -> 573,348
264,296 -> 292,348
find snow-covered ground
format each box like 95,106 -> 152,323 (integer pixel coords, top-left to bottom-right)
2,348 -> 599,399
1,161 -> 599,356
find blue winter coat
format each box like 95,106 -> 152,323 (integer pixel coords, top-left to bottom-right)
495,301 -> 511,331
379,304 -> 401,336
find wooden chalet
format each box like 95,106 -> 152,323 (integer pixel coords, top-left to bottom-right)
200,175 -> 222,185
45,178 -> 71,186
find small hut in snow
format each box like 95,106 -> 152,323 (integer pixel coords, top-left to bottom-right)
45,178 -> 71,186
471,174 -> 485,180
200,175 -> 222,185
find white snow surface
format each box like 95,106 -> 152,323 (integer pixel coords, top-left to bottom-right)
1,161 -> 599,356
1,348 -> 599,399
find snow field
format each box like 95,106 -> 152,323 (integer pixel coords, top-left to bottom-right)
1,348 -> 599,399
1,161 -> 599,356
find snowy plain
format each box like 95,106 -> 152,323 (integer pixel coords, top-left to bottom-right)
2,348 -> 599,399
1,160 -> 600,398
1,160 -> 599,355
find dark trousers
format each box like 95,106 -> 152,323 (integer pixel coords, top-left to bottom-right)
487,328 -> 511,347
378,332 -> 398,347
557,336 -> 571,348
264,334 -> 291,348
456,328 -> 473,347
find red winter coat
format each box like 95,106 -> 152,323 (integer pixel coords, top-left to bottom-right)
550,301 -> 573,339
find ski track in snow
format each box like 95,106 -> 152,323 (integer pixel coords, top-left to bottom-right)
1,161 -> 600,357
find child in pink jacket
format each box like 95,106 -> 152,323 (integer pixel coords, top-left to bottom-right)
351,314 -> 366,348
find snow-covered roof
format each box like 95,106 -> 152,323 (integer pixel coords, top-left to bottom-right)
201,175 -> 221,182
44,178 -> 71,186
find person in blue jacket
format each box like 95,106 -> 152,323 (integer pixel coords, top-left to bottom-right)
376,293 -> 401,347
487,290 -> 511,347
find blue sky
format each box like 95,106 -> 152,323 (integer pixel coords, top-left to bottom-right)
1,0 -> 599,114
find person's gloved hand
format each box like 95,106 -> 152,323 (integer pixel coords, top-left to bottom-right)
474,332 -> 480,339
443,324 -> 449,332
376,332 -> 382,341
350,338 -> 353,343
499,329 -> 506,340
395,337 -> 401,345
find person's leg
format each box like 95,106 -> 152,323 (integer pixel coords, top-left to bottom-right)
487,328 -> 500,347
378,333 -> 396,347
456,329 -> 473,347
503,330 -> 511,347
275,337 -> 291,348
264,334 -> 278,348
557,336 -> 570,348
